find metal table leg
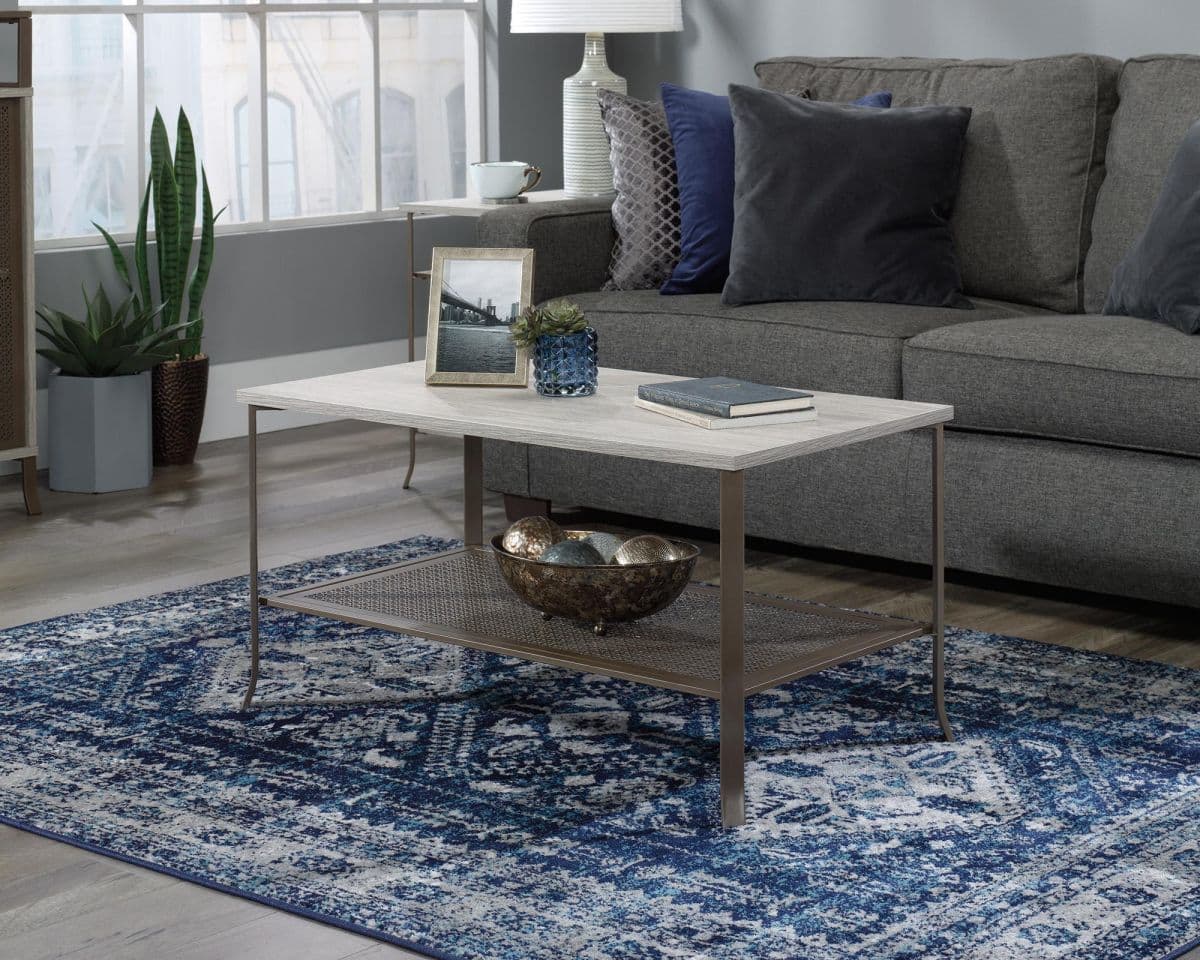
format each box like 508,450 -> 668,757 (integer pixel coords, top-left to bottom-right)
403,211 -> 417,490
932,424 -> 954,742
464,435 -> 483,546
720,469 -> 746,828
243,405 -> 262,710
403,428 -> 417,490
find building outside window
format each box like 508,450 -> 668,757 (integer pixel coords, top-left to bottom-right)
446,84 -> 467,199
381,90 -> 418,208
236,95 -> 301,220
333,91 -> 363,213
336,88 -> 418,211
76,146 -> 125,238
24,1 -> 483,244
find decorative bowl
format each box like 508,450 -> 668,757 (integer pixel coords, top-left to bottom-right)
491,530 -> 700,634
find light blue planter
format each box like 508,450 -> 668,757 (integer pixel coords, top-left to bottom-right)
48,371 -> 152,493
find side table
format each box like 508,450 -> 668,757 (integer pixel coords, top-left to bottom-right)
394,190 -> 573,488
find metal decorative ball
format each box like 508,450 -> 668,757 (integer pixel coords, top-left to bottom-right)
613,534 -> 678,566
539,540 -> 605,566
583,532 -> 625,563
501,516 -> 564,560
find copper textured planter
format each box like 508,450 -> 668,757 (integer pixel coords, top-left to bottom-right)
491,531 -> 700,634
152,355 -> 209,466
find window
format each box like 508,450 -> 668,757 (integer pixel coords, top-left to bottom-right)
25,0 -> 483,244
382,90 -> 418,208
236,95 -> 301,220
446,85 -> 467,199
77,146 -> 125,237
333,91 -> 363,212
334,87 -> 416,211
32,150 -> 52,238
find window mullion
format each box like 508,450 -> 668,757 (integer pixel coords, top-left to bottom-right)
370,7 -> 382,212
475,7 -> 486,162
134,9 -> 146,199
252,7 -> 269,223
120,10 -> 144,237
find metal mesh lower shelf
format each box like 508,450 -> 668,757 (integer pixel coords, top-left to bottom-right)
269,548 -> 923,696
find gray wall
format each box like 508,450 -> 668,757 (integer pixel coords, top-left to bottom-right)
35,218 -> 466,383
492,0 -> 577,190
32,2 -> 577,387
611,0 -> 1200,97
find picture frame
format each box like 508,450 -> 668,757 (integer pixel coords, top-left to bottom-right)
424,246 -> 535,387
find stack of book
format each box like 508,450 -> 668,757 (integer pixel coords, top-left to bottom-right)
635,377 -> 816,429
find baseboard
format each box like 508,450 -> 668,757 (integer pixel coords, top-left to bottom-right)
198,337 -> 425,442
0,337 -> 425,477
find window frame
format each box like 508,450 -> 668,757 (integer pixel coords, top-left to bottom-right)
23,0 -> 486,251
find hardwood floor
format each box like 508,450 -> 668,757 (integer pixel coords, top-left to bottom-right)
1,421 -> 1196,959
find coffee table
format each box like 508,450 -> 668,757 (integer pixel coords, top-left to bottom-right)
238,363 -> 954,828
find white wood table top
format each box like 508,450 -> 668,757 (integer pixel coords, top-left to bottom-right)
393,189 -> 576,219
238,364 -> 953,472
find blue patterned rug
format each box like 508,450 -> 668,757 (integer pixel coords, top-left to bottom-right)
1,536 -> 1197,960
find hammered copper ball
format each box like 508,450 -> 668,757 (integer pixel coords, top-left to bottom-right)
613,534 -> 678,565
501,516 -> 564,560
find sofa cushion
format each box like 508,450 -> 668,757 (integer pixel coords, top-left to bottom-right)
1085,55 -> 1200,313
903,315 -> 1200,457
755,55 -> 1120,313
567,290 -> 1041,398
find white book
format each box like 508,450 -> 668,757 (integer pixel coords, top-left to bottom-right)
635,397 -> 818,430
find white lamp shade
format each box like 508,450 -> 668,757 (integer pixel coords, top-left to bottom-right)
510,0 -> 683,34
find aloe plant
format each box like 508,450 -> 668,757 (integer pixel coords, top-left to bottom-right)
509,300 -> 588,347
37,287 -> 187,378
96,107 -> 223,362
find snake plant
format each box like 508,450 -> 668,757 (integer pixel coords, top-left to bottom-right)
96,108 -> 223,362
509,300 -> 588,347
36,286 -> 187,378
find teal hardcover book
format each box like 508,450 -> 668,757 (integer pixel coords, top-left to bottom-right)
637,377 -> 813,418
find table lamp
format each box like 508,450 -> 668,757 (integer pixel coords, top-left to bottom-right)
510,0 -> 683,198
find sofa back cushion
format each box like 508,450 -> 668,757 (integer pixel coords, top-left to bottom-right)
1084,55 -> 1200,313
755,55 -> 1120,313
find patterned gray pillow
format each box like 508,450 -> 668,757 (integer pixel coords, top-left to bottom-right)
598,89 -> 681,291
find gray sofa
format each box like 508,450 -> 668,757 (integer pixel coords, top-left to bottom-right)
477,53 -> 1200,608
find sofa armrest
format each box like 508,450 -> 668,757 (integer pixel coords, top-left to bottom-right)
476,198 -> 614,303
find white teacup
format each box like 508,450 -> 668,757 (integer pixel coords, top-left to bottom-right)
470,161 -> 542,200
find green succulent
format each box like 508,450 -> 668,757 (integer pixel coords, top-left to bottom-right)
95,107 -> 224,362
36,287 -> 186,378
508,306 -> 541,348
509,300 -> 588,347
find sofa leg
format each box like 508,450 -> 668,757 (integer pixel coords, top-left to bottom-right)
504,494 -> 551,522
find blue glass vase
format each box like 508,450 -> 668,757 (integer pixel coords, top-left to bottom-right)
533,328 -> 598,397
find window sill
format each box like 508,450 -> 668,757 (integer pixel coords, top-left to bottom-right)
34,207 -> 470,253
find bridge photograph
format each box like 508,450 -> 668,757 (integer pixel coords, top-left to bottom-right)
434,254 -> 525,375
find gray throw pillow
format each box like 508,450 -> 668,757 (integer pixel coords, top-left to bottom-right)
1104,120 -> 1200,334
723,85 -> 973,309
598,89 -> 680,291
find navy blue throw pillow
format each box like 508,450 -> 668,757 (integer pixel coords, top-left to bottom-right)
659,83 -> 892,296
1104,120 -> 1200,334
851,90 -> 893,109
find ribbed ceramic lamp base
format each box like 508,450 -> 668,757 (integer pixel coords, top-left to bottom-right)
563,32 -> 623,198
